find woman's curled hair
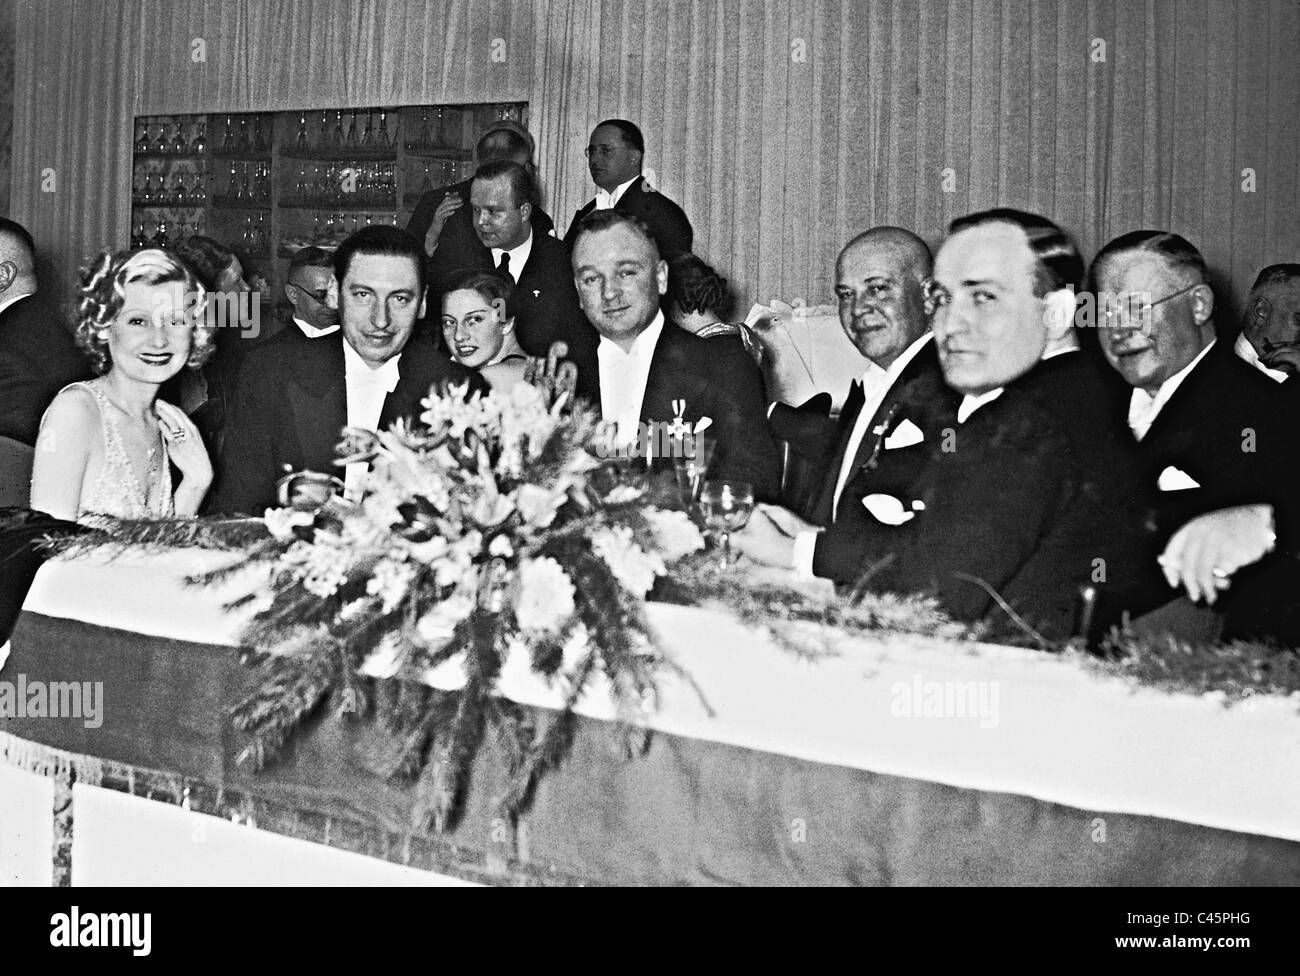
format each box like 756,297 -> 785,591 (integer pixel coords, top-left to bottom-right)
665,253 -> 733,321
76,248 -> 213,375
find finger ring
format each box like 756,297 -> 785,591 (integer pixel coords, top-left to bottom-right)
1211,566 -> 1230,579
174,428 -> 187,441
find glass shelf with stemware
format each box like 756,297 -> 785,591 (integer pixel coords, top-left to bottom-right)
130,102 -> 528,310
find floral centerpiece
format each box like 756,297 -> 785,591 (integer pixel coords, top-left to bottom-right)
215,378 -> 706,830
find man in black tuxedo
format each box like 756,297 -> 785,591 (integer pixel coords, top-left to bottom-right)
563,120 -> 693,262
409,121 -> 555,293
0,218 -> 89,445
570,210 -> 778,501
431,160 -> 598,400
1233,263 -> 1300,382
1091,232 -> 1294,543
272,245 -> 341,344
213,226 -> 482,515
1092,233 -> 1298,641
739,210 -> 1152,640
768,227 -> 956,532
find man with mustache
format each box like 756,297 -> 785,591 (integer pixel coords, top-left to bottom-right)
739,210 -> 1151,640
213,226 -> 483,514
564,119 -> 693,262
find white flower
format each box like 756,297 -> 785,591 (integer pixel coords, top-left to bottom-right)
604,485 -> 644,505
282,536 -> 349,598
407,536 -> 449,565
489,535 -> 514,558
642,507 -> 705,562
415,591 -> 475,650
515,483 -> 567,529
359,633 -> 406,678
513,557 -> 576,634
263,506 -> 315,541
591,526 -> 666,597
366,558 -> 416,614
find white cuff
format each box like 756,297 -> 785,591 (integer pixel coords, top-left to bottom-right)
792,529 -> 822,579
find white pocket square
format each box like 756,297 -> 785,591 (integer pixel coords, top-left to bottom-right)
862,493 -> 922,525
883,418 -> 924,449
1157,465 -> 1201,492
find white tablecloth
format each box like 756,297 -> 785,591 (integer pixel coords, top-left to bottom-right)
18,548 -> 1300,844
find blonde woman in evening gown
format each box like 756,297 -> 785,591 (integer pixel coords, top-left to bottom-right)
30,248 -> 215,522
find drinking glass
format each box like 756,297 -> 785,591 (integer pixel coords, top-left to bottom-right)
672,432 -> 715,506
698,480 -> 754,568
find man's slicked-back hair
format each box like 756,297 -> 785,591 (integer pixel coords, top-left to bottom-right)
333,225 -> 427,299
1089,230 -> 1208,290
1250,263 -> 1300,291
594,118 -> 645,155
569,209 -> 661,262
476,124 -> 533,165
950,208 -> 1084,295
172,236 -> 236,292
0,217 -> 35,258
287,245 -> 334,276
473,159 -> 537,210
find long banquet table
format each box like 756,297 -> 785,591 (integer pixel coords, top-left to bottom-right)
3,547 -> 1299,886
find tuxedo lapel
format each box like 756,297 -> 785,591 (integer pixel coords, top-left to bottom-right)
809,380 -> 865,525
380,340 -> 434,429
288,338 -> 346,471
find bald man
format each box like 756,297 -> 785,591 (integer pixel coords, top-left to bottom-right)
764,226 -> 958,561
0,218 -> 88,445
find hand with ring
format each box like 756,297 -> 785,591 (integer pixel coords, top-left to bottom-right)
1158,504 -> 1277,605
156,400 -> 212,513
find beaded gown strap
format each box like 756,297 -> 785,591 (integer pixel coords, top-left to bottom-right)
69,381 -> 174,520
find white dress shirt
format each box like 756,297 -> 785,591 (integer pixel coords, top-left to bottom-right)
791,333 -> 932,575
490,230 -> 533,284
598,310 -> 664,449
0,291 -> 34,316
594,175 -> 639,211
342,339 -> 402,499
957,388 -> 1005,424
1127,339 -> 1216,441
1232,332 -> 1289,384
791,345 -> 1066,577
293,315 -> 340,339
829,332 -> 934,521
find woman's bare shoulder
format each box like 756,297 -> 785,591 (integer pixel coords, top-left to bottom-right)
38,383 -> 100,438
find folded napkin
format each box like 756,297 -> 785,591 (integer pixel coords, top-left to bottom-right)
862,493 -> 924,526
1157,466 -> 1201,492
883,418 -> 925,450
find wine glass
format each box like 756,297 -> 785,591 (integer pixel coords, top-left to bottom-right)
698,480 -> 754,568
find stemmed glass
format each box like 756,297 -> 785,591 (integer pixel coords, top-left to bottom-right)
698,480 -> 754,568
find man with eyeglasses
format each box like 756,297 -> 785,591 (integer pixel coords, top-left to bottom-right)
1092,233 -> 1298,643
1091,231 -> 1291,539
278,246 -> 340,342
563,120 -> 693,261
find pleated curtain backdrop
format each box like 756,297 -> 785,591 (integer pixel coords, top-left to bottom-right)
10,0 -> 1300,315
